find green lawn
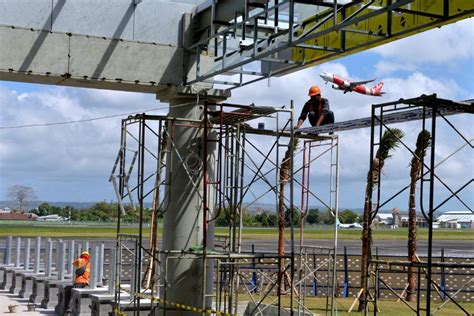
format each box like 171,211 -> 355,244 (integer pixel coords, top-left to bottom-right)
246,295 -> 474,316
0,221 -> 472,240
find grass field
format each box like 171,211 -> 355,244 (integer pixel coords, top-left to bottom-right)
246,295 -> 474,316
0,221 -> 472,240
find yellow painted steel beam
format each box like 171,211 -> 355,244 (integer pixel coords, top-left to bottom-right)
291,0 -> 474,67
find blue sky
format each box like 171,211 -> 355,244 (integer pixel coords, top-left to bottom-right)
0,18 -> 472,212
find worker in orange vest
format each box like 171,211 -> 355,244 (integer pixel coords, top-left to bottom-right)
296,85 -> 335,129
72,251 -> 91,287
63,251 -> 91,314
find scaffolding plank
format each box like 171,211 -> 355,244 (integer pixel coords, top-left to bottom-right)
298,106 -> 471,135
209,106 -> 279,125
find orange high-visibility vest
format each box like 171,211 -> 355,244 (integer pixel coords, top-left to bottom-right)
73,257 -> 91,285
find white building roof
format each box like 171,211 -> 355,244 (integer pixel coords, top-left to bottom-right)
377,213 -> 393,220
437,212 -> 474,223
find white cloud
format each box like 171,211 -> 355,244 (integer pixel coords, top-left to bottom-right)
370,19 -> 474,76
372,19 -> 474,64
381,72 -> 464,100
0,85 -> 160,201
374,61 -> 416,76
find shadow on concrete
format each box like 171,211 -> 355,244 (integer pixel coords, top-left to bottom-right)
91,2 -> 135,79
19,0 -> 66,72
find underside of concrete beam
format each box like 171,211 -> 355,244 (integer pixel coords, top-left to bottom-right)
0,25 -> 211,93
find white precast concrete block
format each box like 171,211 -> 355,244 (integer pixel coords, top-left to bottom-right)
52,0 -> 135,40
0,0 -> 52,30
134,0 -> 194,45
69,34 -> 183,85
0,26 -> 69,75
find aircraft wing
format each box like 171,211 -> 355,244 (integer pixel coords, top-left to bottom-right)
350,78 -> 376,87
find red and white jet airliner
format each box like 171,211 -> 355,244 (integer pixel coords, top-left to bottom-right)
320,72 -> 385,96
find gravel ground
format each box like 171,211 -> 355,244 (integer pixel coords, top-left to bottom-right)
0,289 -> 55,315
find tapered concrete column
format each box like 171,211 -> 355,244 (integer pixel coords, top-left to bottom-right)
45,238 -> 53,277
24,238 -> 31,270
58,241 -> 66,281
108,248 -> 116,295
34,237 -> 41,274
98,243 -> 104,286
77,244 -> 82,257
4,236 -> 12,265
157,87 -> 227,314
82,241 -> 90,254
15,237 -> 21,268
56,239 -> 63,269
90,245 -> 99,289
68,240 -> 75,275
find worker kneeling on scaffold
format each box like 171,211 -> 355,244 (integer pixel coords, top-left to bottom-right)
64,251 -> 91,313
296,85 -> 335,129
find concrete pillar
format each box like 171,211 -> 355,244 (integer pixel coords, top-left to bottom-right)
98,243 -> 104,286
55,239 -> 62,271
58,241 -> 66,281
46,238 -> 53,277
15,237 -> 21,268
108,248 -> 116,295
83,241 -> 89,254
68,240 -> 75,275
34,237 -> 41,274
24,238 -> 31,270
77,243 -> 82,257
156,89 -> 224,313
4,236 -> 12,265
90,245 -> 99,289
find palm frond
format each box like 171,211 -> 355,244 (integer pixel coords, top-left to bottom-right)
376,128 -> 404,161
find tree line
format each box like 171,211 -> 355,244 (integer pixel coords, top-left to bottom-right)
29,202 -> 359,226
214,207 -> 359,227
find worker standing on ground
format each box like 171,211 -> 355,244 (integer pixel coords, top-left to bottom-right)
63,251 -> 91,313
296,85 -> 335,129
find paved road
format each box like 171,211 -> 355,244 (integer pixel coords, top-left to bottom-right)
1,237 -> 472,257
243,239 -> 474,257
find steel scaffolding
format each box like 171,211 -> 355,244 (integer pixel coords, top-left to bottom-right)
363,94 -> 473,315
109,100 -> 341,315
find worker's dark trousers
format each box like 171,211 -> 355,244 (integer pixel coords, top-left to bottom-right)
64,283 -> 88,311
308,111 -> 335,126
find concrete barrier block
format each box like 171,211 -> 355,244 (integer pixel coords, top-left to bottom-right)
2,267 -> 25,293
18,272 -> 42,298
70,287 -> 109,316
90,293 -> 130,316
40,279 -> 71,309
0,265 -> 14,289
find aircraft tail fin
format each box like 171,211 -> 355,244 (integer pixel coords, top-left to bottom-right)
373,81 -> 384,93
371,82 -> 384,96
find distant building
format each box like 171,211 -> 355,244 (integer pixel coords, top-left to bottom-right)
400,215 -> 427,228
0,212 -> 37,221
0,207 -> 12,213
375,209 -> 427,228
391,208 -> 401,228
36,214 -> 66,222
376,213 -> 394,226
436,211 -> 474,229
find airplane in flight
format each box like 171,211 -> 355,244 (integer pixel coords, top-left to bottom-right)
320,72 -> 385,96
